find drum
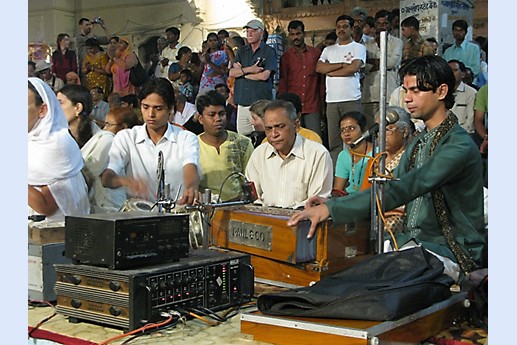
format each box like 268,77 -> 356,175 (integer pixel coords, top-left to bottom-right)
119,199 -> 205,249
168,206 -> 204,249
119,198 -> 157,212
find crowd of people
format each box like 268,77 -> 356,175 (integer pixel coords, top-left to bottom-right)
28,9 -> 488,283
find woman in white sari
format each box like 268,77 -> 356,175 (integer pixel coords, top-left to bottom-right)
28,78 -> 90,222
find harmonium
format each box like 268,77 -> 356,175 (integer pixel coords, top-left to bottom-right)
210,205 -> 372,287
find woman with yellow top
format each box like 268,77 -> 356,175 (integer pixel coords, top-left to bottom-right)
105,36 -> 137,96
83,38 -> 110,98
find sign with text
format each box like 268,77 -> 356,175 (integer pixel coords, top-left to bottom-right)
228,220 -> 273,251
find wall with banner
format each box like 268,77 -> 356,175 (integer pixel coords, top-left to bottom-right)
399,0 -> 474,55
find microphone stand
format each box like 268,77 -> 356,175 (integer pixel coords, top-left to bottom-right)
156,151 -> 165,213
370,31 -> 388,255
155,150 -> 180,213
185,175 -> 257,249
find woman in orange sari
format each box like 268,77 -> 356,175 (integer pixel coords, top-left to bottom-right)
105,36 -> 137,96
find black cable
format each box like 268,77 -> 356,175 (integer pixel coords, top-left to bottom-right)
216,171 -> 247,203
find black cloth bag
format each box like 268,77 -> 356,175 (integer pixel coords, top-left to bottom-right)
257,246 -> 454,321
129,56 -> 149,87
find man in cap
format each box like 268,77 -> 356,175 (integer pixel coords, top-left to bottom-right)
35,60 -> 64,92
229,19 -> 278,136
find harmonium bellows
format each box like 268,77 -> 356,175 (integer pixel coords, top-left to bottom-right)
210,205 -> 371,286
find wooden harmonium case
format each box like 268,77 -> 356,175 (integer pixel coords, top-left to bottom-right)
210,205 -> 371,271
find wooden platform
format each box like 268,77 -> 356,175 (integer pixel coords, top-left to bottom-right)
28,223 -> 65,245
251,254 -> 371,287
241,292 -> 468,345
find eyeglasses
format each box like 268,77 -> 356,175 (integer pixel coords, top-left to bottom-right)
386,125 -> 400,135
340,125 -> 359,133
104,122 -> 123,128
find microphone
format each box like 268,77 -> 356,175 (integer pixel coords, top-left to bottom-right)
349,123 -> 378,149
156,151 -> 165,212
349,111 -> 399,149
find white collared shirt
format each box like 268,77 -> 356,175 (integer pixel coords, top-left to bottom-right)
173,102 -> 197,126
451,81 -> 478,134
107,123 -> 200,202
245,135 -> 333,209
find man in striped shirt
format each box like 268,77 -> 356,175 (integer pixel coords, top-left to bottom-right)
245,100 -> 333,209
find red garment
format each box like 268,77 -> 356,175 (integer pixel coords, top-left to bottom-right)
278,45 -> 322,114
51,50 -> 78,81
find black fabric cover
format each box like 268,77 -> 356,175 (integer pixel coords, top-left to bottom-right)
257,246 -> 454,321
129,58 -> 149,87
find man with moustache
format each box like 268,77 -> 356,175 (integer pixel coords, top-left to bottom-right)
278,20 -> 323,139
245,100 -> 332,209
350,7 -> 373,44
316,14 -> 366,165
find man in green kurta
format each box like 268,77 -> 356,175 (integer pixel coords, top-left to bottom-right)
288,55 -> 486,281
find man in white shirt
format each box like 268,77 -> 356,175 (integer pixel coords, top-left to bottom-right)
362,9 -> 403,129
102,78 -> 200,205
317,14 -> 366,165
160,27 -> 182,80
245,100 -> 333,209
448,59 -> 477,134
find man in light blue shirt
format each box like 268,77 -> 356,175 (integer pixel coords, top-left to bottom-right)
442,19 -> 480,77
90,86 -> 110,127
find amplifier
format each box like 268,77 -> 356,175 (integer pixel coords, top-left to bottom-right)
54,249 -> 254,331
28,242 -> 71,301
65,211 -> 190,269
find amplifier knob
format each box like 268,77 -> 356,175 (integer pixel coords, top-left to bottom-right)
69,275 -> 81,285
221,294 -> 229,302
109,281 -> 121,292
71,299 -> 82,308
109,306 -> 122,316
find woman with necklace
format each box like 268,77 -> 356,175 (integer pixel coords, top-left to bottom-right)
384,106 -> 415,172
334,111 -> 372,194
382,106 -> 415,232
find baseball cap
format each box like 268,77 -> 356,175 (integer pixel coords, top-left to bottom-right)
244,19 -> 264,30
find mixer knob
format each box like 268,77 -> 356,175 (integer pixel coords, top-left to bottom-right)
109,281 -> 121,292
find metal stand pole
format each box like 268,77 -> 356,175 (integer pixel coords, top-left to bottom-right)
370,31 -> 388,255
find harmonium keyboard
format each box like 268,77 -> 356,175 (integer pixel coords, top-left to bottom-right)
210,205 -> 372,287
